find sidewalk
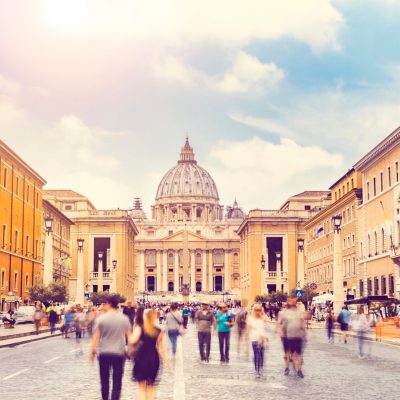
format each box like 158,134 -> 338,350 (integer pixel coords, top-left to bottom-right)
0,323 -> 62,348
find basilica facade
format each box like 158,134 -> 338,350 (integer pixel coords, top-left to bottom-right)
132,138 -> 244,301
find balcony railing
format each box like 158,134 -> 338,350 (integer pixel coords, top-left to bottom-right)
264,271 -> 288,279
90,272 -> 113,280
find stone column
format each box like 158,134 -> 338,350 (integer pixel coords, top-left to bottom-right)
174,250 -> 180,292
98,258 -> 104,293
202,250 -> 207,291
333,228 -> 345,315
276,258 -> 282,294
190,251 -> 196,293
139,250 -> 145,291
208,251 -> 213,291
224,250 -> 230,291
43,231 -> 54,286
156,250 -> 162,292
163,251 -> 168,291
76,247 -> 84,304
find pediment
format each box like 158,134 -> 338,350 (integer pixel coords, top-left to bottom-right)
162,229 -> 207,242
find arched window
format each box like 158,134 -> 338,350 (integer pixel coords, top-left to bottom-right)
196,282 -> 202,292
168,253 -> 174,266
374,231 -> 378,255
168,282 -> 174,292
147,252 -> 155,266
367,234 -> 371,256
381,228 -> 385,252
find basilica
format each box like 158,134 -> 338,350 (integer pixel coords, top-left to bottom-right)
131,138 -> 244,301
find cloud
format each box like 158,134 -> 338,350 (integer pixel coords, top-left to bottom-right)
49,0 -> 343,53
155,51 -> 284,94
209,136 -> 343,209
0,74 -> 21,97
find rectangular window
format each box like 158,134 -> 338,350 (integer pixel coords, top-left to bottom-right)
366,182 -> 370,200
3,168 -> 7,188
374,277 -> 379,295
1,270 -> 5,289
14,272 -> 18,290
25,274 -> 29,291
381,275 -> 387,295
389,274 -> 395,295
380,172 -> 384,192
351,178 -> 354,189
2,225 -> 6,248
25,235 -> 29,256
14,230 -> 18,253
373,177 -> 376,196
26,185 -> 30,203
360,280 -> 364,296
35,192 -> 39,208
15,176 -> 19,196
353,257 -> 356,275
35,239 -> 39,258
388,166 -> 392,187
396,161 -> 399,182
367,278 -> 372,296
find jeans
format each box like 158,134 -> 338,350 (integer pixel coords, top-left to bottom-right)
218,332 -> 230,361
357,332 -> 365,357
49,322 -> 56,335
327,325 -> 334,342
183,316 -> 189,329
168,329 -> 179,355
98,354 -> 125,400
252,342 -> 265,373
198,331 -> 211,361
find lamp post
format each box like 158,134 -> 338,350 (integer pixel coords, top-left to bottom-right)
98,251 -> 104,293
260,254 -> 266,295
332,215 -> 344,315
297,238 -> 305,289
276,251 -> 282,294
43,218 -> 54,286
76,239 -> 85,304
111,259 -> 117,293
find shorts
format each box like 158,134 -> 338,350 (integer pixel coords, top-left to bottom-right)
281,337 -> 290,353
286,338 -> 303,354
340,323 -> 349,331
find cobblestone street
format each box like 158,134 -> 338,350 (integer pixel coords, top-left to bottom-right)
0,322 -> 399,400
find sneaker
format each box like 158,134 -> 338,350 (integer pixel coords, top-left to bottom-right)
297,370 -> 304,379
284,368 -> 290,376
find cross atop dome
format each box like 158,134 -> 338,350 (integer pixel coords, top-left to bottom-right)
179,136 -> 197,164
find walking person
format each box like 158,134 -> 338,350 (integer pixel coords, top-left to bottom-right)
33,304 -> 43,335
131,309 -> 165,400
326,309 -> 334,343
353,307 -> 370,359
216,303 -> 234,363
247,304 -> 268,378
165,303 -> 183,356
278,297 -> 306,378
182,304 -> 190,329
235,306 -> 249,357
47,303 -> 58,335
195,301 -> 214,363
122,301 -> 136,327
337,305 -> 351,343
90,295 -> 131,400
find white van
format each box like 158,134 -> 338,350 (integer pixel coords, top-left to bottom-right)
14,306 -> 36,324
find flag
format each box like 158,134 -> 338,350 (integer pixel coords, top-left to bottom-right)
315,225 -> 324,238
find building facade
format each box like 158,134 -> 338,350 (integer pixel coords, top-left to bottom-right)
238,192 -> 329,307
44,190 -> 138,302
133,138 -> 243,302
354,126 -> 400,299
304,169 -> 362,298
0,140 -> 46,310
42,199 -> 74,288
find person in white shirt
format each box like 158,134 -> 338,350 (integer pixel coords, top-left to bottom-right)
247,304 -> 268,377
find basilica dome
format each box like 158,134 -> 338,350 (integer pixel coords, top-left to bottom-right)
155,138 -> 219,201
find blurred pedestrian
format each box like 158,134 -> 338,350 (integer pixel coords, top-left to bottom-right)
279,297 -> 306,378
326,309 -> 334,343
235,306 -> 249,357
131,309 -> 165,400
353,307 -> 370,359
33,304 -> 43,335
90,295 -> 131,400
337,306 -> 351,344
165,303 -> 183,356
216,303 -> 234,363
48,303 -> 58,335
195,301 -> 214,363
64,308 -> 74,339
247,304 -> 268,378
182,304 -> 190,329
122,301 -> 135,327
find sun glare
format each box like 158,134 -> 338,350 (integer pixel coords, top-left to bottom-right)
42,0 -> 88,32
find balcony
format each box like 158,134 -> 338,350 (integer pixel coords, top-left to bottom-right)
390,247 -> 400,265
90,272 -> 113,281
264,271 -> 288,280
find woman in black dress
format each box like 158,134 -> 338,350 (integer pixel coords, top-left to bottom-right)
131,308 -> 165,400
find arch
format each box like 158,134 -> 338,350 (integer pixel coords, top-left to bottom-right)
168,282 -> 174,292
195,253 -> 202,265
374,231 -> 378,255
147,276 -> 155,292
381,227 -> 385,252
196,281 -> 202,292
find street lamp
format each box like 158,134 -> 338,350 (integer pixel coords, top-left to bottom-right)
44,218 -> 53,235
112,260 -> 117,270
332,215 -> 342,232
77,238 -> 84,252
275,251 -> 282,262
297,238 -> 305,251
260,255 -> 266,270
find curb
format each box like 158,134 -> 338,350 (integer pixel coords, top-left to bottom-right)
0,331 -> 63,348
0,328 -> 52,341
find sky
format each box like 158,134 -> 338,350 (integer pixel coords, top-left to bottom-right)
1,0 -> 400,214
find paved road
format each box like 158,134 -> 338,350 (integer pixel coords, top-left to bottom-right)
0,322 -> 399,400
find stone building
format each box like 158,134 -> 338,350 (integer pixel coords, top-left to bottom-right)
354,126 -> 400,299
133,138 -> 244,302
44,190 -> 138,302
0,140 -> 46,310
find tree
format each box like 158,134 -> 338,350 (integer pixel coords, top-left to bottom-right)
48,282 -> 68,303
29,282 -> 68,305
290,284 -> 318,309
29,284 -> 49,303
255,291 -> 288,304
90,291 -> 126,306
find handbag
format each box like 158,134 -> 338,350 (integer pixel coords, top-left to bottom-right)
171,312 -> 186,336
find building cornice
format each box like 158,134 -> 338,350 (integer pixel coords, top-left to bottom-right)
354,126 -> 400,172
